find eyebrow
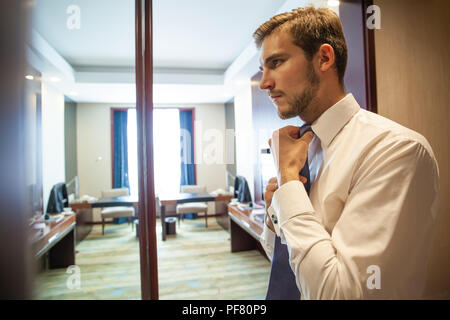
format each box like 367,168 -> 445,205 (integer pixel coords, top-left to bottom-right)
259,53 -> 288,71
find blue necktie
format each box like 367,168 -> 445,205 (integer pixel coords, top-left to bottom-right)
266,124 -> 312,300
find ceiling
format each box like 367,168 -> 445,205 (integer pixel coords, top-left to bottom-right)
29,0 -> 336,103
31,0 -> 286,71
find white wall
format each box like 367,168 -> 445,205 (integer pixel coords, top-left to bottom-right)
76,103 -> 121,222
233,84 -> 255,200
41,82 -> 65,212
76,103 -> 119,200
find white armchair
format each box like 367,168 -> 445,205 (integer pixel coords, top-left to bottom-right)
100,188 -> 135,235
176,185 -> 209,228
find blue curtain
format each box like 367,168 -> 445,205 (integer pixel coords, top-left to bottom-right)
179,110 -> 195,187
113,110 -> 129,190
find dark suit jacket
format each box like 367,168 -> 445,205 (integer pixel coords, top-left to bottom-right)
234,175 -> 252,203
46,182 -> 68,213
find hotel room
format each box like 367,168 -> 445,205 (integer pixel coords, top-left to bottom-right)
0,0 -> 449,301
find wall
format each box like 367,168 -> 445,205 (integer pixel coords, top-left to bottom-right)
232,84 -> 255,200
41,82 -> 65,212
64,99 -> 77,183
225,99 -> 237,189
76,103 -> 116,200
374,0 -> 450,298
77,102 -> 227,220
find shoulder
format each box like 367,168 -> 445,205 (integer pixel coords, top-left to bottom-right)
351,109 -> 436,161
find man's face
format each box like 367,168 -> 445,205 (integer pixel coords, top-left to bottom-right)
259,29 -> 320,120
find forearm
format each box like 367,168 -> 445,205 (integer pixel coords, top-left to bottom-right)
272,181 -> 363,299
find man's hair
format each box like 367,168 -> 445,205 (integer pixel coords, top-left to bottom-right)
253,6 -> 348,86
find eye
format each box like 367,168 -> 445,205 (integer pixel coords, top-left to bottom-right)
271,59 -> 283,68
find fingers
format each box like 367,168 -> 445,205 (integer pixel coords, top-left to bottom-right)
268,177 -> 277,184
285,125 -> 301,139
300,131 -> 314,144
299,176 -> 307,184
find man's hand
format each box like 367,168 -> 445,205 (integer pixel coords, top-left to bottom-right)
264,175 -> 308,233
269,126 -> 314,186
264,177 -> 278,232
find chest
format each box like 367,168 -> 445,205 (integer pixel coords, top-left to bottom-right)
309,138 -> 363,234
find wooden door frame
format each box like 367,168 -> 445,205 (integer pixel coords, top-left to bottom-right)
340,0 -> 378,113
135,0 -> 159,300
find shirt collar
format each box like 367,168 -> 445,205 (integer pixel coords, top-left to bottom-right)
311,93 -> 360,148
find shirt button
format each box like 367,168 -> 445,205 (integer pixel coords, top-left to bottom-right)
271,214 -> 278,224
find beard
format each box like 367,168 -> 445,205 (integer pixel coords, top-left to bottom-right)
277,62 -> 320,120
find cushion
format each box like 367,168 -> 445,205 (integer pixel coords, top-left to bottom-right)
101,188 -> 129,198
181,185 -> 206,193
101,206 -> 134,218
176,202 -> 208,214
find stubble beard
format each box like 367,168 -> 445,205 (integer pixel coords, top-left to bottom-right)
277,62 -> 320,120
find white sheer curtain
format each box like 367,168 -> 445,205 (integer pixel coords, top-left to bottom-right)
127,108 -> 181,198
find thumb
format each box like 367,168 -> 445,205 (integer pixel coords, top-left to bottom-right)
300,131 -> 314,144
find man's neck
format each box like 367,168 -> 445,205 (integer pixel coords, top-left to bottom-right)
301,87 -> 347,124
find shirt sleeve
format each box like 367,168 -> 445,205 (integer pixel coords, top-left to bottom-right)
271,139 -> 439,299
259,212 -> 275,261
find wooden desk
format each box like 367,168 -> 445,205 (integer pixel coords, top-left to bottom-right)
70,196 -> 138,209
228,204 -> 268,259
158,193 -> 233,241
32,213 -> 76,269
70,196 -> 138,242
92,196 -> 138,208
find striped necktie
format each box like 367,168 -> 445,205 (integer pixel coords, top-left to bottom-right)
266,124 -> 312,300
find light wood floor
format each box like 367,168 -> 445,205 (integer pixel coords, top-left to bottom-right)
34,217 -> 271,299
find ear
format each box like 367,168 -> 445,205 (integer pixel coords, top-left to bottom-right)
317,44 -> 335,72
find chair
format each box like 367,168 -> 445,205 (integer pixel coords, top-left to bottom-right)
176,185 -> 209,228
100,188 -> 135,235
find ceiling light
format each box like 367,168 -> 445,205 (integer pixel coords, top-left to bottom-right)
50,76 -> 61,82
25,75 -> 34,80
328,0 -> 340,7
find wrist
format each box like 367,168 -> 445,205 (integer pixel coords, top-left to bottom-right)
280,171 -> 298,185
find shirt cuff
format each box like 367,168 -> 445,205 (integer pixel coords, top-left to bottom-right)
260,222 -> 275,261
272,180 -> 314,230
267,205 -> 281,237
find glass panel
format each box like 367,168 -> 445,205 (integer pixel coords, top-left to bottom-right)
28,0 -> 139,299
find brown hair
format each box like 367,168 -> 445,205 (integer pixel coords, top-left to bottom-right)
253,6 -> 348,86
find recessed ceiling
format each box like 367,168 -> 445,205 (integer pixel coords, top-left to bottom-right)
29,0 -> 337,103
31,0 -> 286,71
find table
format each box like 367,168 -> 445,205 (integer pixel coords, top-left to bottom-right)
70,196 -> 138,209
32,213 -> 76,269
227,204 -> 268,259
158,193 -> 233,241
70,196 -> 138,240
92,195 -> 138,208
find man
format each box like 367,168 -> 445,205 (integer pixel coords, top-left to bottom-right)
255,6 -> 440,299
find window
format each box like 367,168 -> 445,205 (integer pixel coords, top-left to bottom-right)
127,108 -> 181,197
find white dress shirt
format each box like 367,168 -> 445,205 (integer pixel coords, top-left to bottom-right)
260,93 -> 440,299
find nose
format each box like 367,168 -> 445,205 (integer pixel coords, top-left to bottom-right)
259,70 -> 274,91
